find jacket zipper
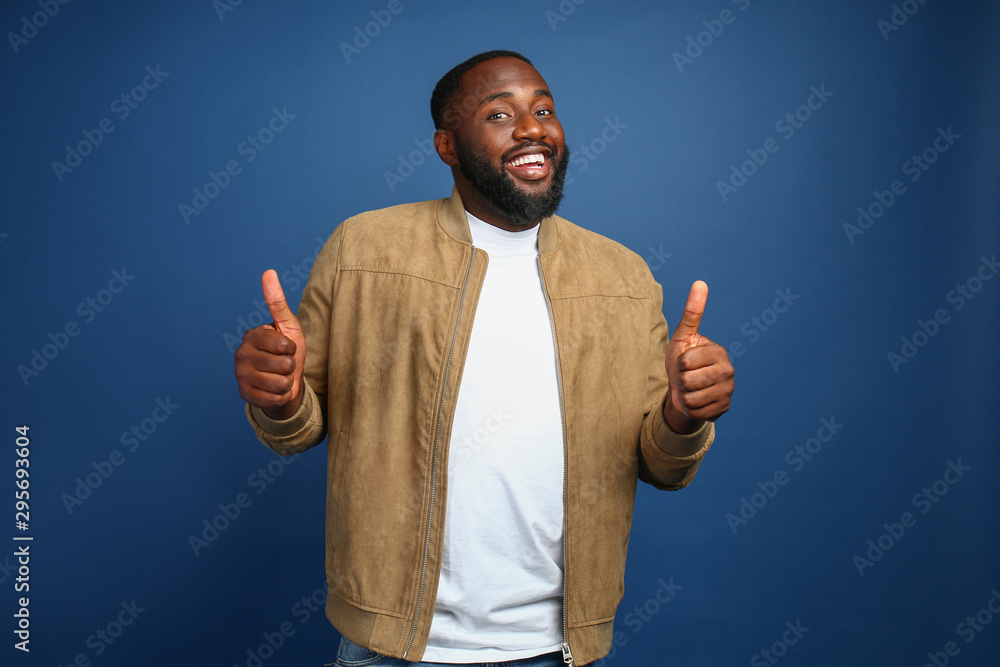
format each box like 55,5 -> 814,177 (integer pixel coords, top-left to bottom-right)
538,256 -> 575,667
403,246 -> 478,659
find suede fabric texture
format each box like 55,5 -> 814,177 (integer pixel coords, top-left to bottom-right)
246,187 -> 714,665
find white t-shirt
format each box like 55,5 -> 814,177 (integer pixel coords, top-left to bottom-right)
422,213 -> 565,662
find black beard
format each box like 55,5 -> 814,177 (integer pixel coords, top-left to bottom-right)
455,140 -> 570,228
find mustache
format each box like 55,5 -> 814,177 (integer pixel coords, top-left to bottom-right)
501,142 -> 559,163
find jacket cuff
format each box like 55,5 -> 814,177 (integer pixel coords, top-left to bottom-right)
245,381 -> 325,455
648,393 -> 714,458
639,393 -> 714,489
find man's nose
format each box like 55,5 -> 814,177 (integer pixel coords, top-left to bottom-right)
513,113 -> 547,142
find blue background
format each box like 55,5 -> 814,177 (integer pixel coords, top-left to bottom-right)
3,1 -> 999,665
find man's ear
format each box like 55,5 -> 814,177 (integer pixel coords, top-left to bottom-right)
434,129 -> 459,167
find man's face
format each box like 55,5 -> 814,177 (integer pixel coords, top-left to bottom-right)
443,57 -> 569,229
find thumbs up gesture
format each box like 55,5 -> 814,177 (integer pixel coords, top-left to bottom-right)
664,281 -> 734,433
235,270 -> 308,420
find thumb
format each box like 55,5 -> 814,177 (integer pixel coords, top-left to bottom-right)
261,269 -> 297,334
672,280 -> 708,342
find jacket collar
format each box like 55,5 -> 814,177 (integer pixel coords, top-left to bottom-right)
439,185 -> 559,254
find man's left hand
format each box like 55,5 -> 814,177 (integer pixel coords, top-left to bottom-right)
664,280 -> 735,434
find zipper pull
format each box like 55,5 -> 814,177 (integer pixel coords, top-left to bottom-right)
561,642 -> 575,665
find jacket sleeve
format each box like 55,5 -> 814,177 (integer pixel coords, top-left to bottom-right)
244,223 -> 345,456
636,280 -> 714,490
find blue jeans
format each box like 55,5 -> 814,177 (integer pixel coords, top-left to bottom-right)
332,635 -> 569,667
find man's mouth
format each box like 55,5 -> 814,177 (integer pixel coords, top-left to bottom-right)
505,151 -> 550,181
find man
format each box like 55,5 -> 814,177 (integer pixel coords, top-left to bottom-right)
235,50 -> 734,666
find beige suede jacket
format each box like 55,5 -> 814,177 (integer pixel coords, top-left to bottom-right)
245,187 -> 714,666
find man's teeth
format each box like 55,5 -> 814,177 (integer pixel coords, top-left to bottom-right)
508,153 -> 545,167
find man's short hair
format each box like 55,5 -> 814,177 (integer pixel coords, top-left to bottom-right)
430,50 -> 533,131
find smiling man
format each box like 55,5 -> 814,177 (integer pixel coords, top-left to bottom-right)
235,51 -> 734,667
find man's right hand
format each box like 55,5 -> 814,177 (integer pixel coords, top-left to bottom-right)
235,270 -> 307,421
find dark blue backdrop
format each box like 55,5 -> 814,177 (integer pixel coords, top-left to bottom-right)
3,1 -> 999,665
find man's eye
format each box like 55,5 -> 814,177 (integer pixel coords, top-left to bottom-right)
487,112 -> 509,120
536,109 -> 553,116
